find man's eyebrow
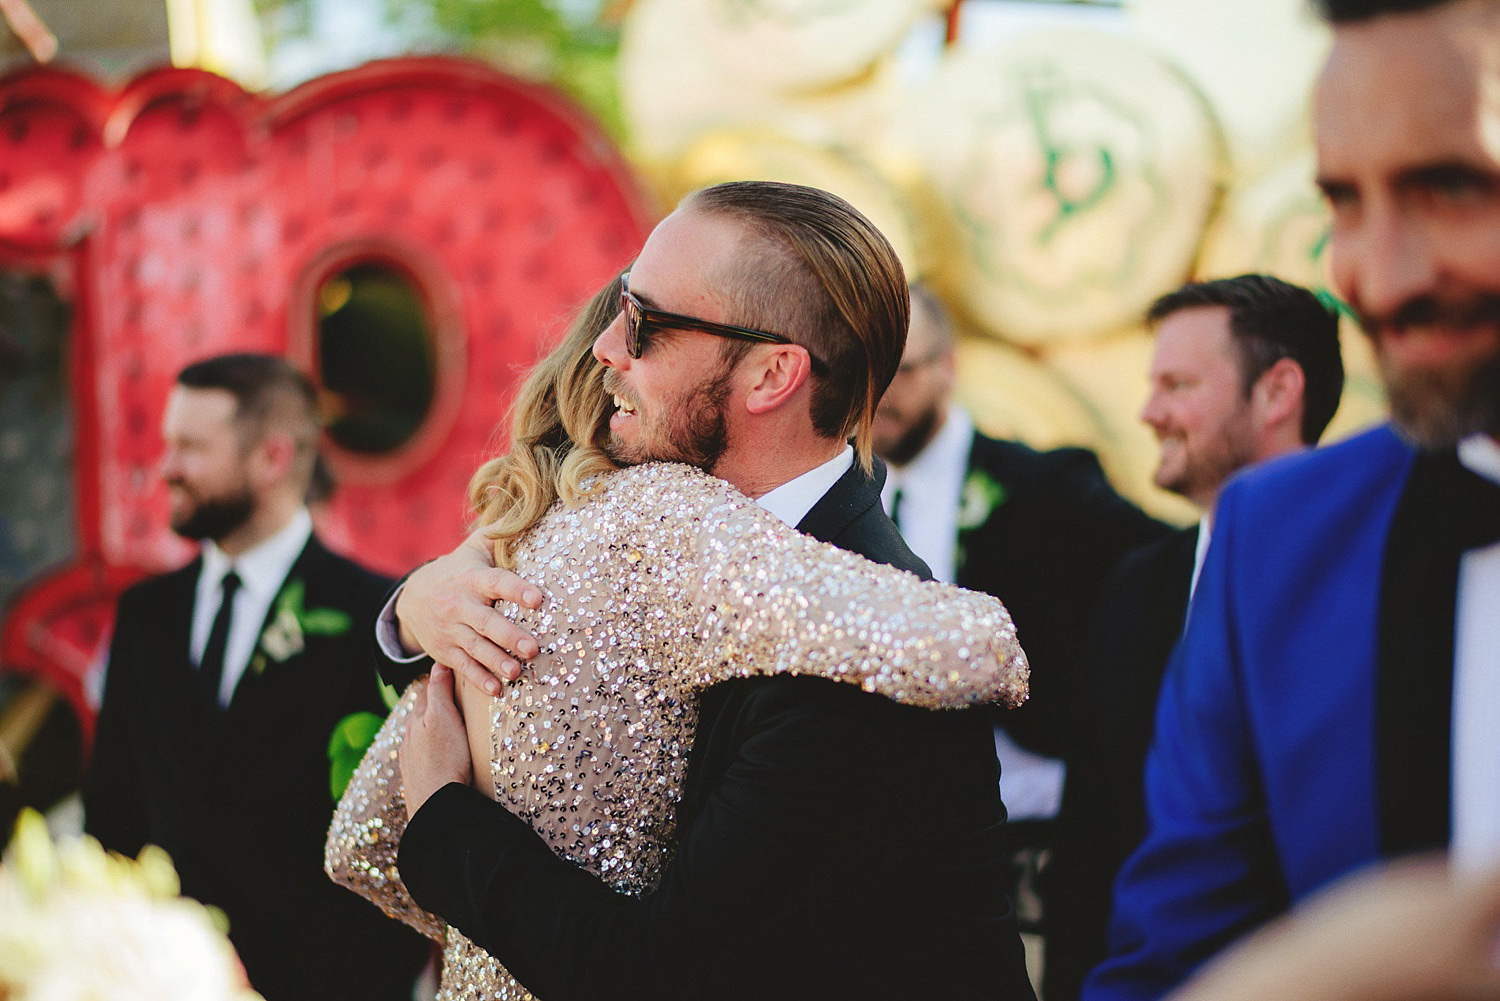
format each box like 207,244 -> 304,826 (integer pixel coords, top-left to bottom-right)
1313,174 -> 1352,197
625,280 -> 666,310
1394,161 -> 1500,190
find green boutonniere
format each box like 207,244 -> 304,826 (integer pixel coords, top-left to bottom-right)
954,469 -> 1007,574
249,579 -> 352,676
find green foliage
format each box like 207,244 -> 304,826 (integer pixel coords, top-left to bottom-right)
327,710 -> 386,800
433,0 -> 624,137
253,0 -> 624,137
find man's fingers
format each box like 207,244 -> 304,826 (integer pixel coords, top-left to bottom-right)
446,628 -> 522,688
466,567 -> 544,612
432,642 -> 499,694
429,662 -> 452,696
454,659 -> 510,696
469,606 -> 540,662
411,674 -> 430,717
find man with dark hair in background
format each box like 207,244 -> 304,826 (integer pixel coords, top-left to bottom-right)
1047,273 -> 1344,1001
1087,2 -> 1500,997
83,353 -> 428,1001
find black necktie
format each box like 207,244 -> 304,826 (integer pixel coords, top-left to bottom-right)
1375,450 -> 1500,856
200,569 -> 242,706
889,487 -> 904,531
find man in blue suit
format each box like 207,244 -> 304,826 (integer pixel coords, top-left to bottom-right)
1086,2 -> 1500,999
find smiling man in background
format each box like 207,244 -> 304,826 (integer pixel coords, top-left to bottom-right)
1086,2 -> 1500,998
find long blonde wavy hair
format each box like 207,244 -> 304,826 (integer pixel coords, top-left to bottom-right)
466,274 -> 623,567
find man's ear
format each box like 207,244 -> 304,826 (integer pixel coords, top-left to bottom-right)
248,430 -> 297,487
744,345 -> 815,415
1252,358 -> 1306,433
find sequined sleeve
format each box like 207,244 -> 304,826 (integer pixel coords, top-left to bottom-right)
324,682 -> 446,943
589,463 -> 1029,709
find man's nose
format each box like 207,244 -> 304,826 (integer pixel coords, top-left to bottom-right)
593,312 -> 629,369
1336,202 -> 1438,325
1140,390 -> 1168,430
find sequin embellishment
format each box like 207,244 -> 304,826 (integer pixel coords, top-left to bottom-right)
327,462 -> 1027,1000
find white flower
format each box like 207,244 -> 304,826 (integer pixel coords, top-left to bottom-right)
0,810 -> 262,1001
957,470 -> 1007,532
258,606 -> 305,664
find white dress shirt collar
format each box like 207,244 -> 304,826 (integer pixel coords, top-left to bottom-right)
884,407 -> 974,496
1449,433 -> 1500,869
1189,515 -> 1212,600
194,507 -> 313,705
1458,433 -> 1500,485
756,446 -> 856,527
880,407 -> 974,584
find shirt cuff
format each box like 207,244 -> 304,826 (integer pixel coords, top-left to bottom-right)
376,584 -> 429,663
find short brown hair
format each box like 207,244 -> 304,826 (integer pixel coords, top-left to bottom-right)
176,353 -> 326,497
1146,274 -> 1344,444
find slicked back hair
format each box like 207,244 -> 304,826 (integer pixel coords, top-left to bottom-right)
1146,274 -> 1345,444
681,181 -> 909,472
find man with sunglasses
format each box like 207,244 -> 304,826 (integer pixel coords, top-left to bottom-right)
380,180 -> 1037,999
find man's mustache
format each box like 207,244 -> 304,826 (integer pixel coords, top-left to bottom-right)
1359,295 -> 1500,338
602,372 -> 637,408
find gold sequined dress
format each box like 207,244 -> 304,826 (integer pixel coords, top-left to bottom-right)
326,462 -> 1028,1000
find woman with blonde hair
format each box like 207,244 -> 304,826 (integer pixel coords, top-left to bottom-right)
327,274 -> 1029,1000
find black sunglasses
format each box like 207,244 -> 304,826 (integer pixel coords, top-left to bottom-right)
619,273 -> 827,375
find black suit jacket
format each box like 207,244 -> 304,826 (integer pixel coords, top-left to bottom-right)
1043,525 -> 1199,1001
83,535 -> 429,1001
394,459 -> 1037,1000
954,434 -> 1172,757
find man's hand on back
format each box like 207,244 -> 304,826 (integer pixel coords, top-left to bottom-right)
396,529 -> 545,694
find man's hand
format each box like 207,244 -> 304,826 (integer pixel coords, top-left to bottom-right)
396,529 -> 544,694
400,665 -> 474,820
1172,856 -> 1500,1001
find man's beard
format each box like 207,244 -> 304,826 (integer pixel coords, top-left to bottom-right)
170,486 -> 256,542
1154,419 -> 1260,508
603,367 -> 734,473
1381,348 -> 1500,450
877,403 -> 942,467
1363,296 -> 1500,449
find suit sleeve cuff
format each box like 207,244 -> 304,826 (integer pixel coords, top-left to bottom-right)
397,782 -> 551,924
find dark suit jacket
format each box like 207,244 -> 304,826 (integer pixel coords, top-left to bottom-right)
955,434 -> 1172,758
1044,526 -> 1199,1001
83,534 -> 429,1001
393,459 -> 1037,1000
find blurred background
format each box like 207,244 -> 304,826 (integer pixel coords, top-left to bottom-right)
0,0 -> 1382,835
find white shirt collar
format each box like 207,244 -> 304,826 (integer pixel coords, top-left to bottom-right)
884,407 -> 974,495
194,507 -> 313,706
1189,515 -> 1212,600
1451,433 -> 1500,869
756,446 -> 855,527
200,507 -> 314,603
879,407 -> 973,583
1458,434 -> 1500,485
